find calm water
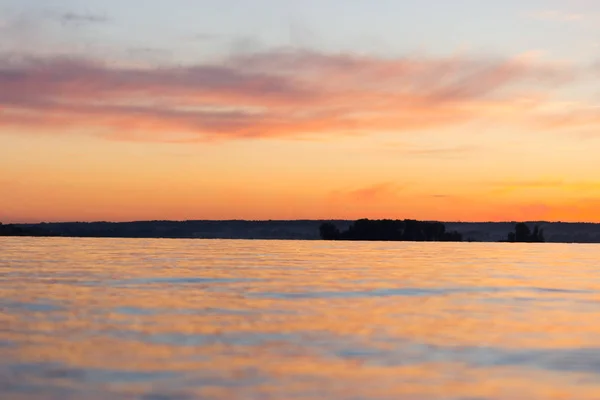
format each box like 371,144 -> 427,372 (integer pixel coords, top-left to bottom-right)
2,238 -> 600,399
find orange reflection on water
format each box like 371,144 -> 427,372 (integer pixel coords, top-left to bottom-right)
2,238 -> 600,399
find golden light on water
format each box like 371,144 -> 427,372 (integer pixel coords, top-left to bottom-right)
2,238 -> 600,399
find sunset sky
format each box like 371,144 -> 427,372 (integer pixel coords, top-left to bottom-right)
1,0 -> 600,223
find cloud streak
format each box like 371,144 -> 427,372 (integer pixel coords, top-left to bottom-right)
0,49 -> 579,142
346,183 -> 403,202
58,12 -> 110,25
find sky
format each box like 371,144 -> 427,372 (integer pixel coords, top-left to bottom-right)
1,0 -> 600,223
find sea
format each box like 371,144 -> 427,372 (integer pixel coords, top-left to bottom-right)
2,237 -> 600,399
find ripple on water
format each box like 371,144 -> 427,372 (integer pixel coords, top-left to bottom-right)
112,330 -> 299,347
249,285 -> 595,300
4,362 -> 179,383
112,306 -> 256,316
1,300 -> 63,313
105,277 -> 260,287
249,286 -> 513,299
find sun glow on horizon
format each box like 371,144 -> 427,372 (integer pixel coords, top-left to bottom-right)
1,0 -> 599,223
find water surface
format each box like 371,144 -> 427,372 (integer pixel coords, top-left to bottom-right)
2,238 -> 600,399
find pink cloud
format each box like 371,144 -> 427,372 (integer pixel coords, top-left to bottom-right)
0,49 -> 577,142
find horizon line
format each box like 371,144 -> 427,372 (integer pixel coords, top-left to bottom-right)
6,219 -> 600,225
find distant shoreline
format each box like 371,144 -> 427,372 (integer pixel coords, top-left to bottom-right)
10,219 -> 600,225
2,220 -> 600,243
2,237 -> 595,245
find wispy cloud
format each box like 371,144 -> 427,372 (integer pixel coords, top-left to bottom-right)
0,10 -> 110,56
0,48 -> 577,142
533,104 -> 600,132
58,12 -> 110,25
330,182 -> 404,203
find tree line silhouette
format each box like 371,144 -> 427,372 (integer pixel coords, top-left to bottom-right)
506,222 -> 545,243
0,222 -> 53,237
0,220 -> 548,242
320,219 -> 463,242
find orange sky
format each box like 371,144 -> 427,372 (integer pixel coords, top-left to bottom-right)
1,1 -> 600,223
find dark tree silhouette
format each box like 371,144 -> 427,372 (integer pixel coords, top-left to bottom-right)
507,222 -> 545,243
319,222 -> 340,240
319,219 -> 462,242
538,227 -> 545,242
515,223 -> 531,242
0,222 -> 28,236
0,222 -> 56,237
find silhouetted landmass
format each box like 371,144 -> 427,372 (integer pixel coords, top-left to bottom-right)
0,222 -> 54,237
320,219 -> 463,242
5,220 -> 600,243
506,222 -> 545,243
14,220 -> 352,240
